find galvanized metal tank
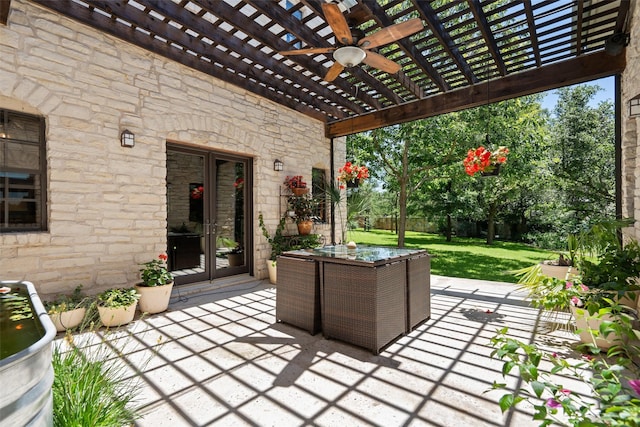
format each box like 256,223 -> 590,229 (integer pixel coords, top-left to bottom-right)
0,281 -> 56,427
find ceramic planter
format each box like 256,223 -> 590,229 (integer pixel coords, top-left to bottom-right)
135,282 -> 174,314
297,220 -> 313,235
539,263 -> 579,280
267,260 -> 277,284
292,187 -> 308,196
50,307 -> 86,332
570,305 -> 621,349
98,302 -> 137,327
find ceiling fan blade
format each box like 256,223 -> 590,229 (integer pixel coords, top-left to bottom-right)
279,47 -> 336,56
324,62 -> 345,82
358,18 -> 424,49
322,3 -> 353,45
362,51 -> 401,74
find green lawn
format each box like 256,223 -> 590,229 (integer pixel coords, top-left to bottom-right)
348,229 -> 556,283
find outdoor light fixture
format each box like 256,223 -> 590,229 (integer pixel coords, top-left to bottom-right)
333,46 -> 366,68
629,94 -> 640,117
120,129 -> 135,147
274,159 -> 283,171
605,32 -> 630,56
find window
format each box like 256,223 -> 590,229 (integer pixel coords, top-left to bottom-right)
0,109 -> 46,232
312,168 -> 327,222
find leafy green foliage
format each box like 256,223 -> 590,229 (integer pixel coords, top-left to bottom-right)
139,255 -> 173,287
258,213 -> 287,261
96,288 -> 140,308
488,322 -> 640,426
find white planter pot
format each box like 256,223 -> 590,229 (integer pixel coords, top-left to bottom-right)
135,282 -> 174,314
570,305 -> 621,349
267,260 -> 277,284
98,303 -> 137,327
50,307 -> 86,332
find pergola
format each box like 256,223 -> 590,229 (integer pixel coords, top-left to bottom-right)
6,0 -> 630,137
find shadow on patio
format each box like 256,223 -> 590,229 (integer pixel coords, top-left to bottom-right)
79,276 -> 584,427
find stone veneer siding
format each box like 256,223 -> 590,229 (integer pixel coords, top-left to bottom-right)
0,0 -> 344,297
621,0 -> 640,240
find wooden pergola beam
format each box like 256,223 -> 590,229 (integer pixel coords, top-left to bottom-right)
326,50 -> 626,138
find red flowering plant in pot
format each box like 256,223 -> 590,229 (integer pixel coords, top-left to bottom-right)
284,175 -> 308,195
337,162 -> 369,189
135,253 -> 174,314
463,146 -> 508,176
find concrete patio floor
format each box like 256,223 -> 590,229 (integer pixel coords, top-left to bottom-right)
72,275 -> 585,427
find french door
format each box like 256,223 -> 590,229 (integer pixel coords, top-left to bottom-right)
166,145 -> 252,284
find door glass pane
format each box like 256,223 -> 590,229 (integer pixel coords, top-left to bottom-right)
215,159 -> 245,271
166,151 -> 205,277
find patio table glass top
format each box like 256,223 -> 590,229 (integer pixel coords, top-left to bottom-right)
283,245 -> 424,264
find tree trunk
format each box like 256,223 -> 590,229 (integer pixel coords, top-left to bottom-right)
445,181 -> 453,242
486,202 -> 497,245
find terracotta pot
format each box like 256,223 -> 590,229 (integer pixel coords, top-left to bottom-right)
98,302 -> 137,327
267,260 -> 277,284
292,187 -> 308,196
297,220 -> 313,235
50,307 -> 86,332
135,282 -> 174,314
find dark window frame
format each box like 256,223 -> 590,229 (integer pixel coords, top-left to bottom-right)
0,109 -> 47,233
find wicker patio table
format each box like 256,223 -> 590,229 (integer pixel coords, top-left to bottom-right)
277,246 -> 430,354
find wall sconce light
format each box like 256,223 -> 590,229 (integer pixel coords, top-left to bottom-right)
274,159 -> 283,171
630,95 -> 640,117
120,129 -> 135,147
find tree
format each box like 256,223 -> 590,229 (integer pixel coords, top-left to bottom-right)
349,114 -> 467,247
549,85 -> 615,230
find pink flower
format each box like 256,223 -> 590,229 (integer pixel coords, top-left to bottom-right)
629,379 -> 640,396
580,284 -> 589,292
565,281 -> 573,289
560,389 -> 571,395
571,296 -> 581,306
546,398 -> 562,408
551,352 -> 558,358
583,354 -> 594,361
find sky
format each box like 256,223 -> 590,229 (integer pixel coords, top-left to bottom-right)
539,76 -> 615,112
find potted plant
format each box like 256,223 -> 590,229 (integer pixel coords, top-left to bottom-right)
97,287 -> 140,327
135,253 -> 174,314
462,146 -> 508,177
287,194 -> 317,235
259,213 -> 287,284
227,245 -> 244,267
45,285 -> 90,332
337,161 -> 369,188
284,175 -> 308,196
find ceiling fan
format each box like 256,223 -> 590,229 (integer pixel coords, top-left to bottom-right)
279,2 -> 424,82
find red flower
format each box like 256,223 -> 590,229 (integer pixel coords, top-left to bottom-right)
337,162 -> 369,184
463,146 -> 509,176
159,253 -> 168,262
191,185 -> 204,199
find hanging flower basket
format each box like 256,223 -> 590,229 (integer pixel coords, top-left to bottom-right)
463,146 -> 508,177
346,179 -> 359,188
480,164 -> 501,177
337,162 -> 369,189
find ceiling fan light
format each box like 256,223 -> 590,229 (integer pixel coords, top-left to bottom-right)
333,46 -> 366,67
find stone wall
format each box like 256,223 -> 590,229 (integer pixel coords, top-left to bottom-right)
0,0 -> 344,296
621,0 -> 640,241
